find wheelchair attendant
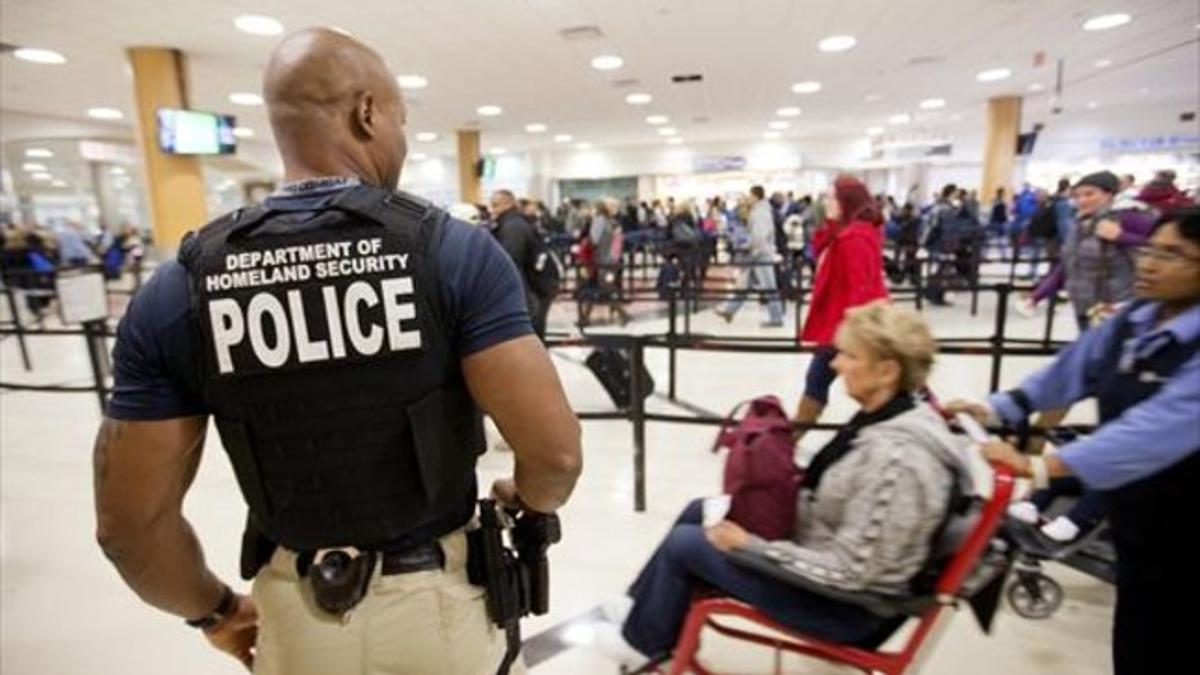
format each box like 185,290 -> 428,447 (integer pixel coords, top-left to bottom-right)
593,302 -> 974,665
950,206 -> 1200,675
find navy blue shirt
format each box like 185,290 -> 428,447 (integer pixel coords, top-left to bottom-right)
108,187 -> 533,421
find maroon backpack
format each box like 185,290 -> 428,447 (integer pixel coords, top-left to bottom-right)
712,396 -> 803,541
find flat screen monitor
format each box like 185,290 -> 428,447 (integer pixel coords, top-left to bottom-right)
1016,131 -> 1039,156
156,108 -> 236,155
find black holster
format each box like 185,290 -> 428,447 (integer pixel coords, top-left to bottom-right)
467,499 -> 561,675
306,549 -> 378,617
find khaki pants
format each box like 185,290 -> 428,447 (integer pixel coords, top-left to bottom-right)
253,529 -> 523,675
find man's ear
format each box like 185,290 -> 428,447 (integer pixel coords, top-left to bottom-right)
354,91 -> 377,139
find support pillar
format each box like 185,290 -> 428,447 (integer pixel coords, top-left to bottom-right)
981,96 -> 1022,199
456,129 -> 481,205
126,47 -> 208,250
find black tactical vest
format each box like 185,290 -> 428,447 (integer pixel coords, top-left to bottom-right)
178,185 -> 485,551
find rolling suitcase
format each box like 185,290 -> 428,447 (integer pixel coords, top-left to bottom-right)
585,347 -> 654,408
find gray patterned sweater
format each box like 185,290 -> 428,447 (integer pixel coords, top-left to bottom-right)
745,403 -> 973,595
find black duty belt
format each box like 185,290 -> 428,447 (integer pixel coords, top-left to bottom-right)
295,541 -> 444,578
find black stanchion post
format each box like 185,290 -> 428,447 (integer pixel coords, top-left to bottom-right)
683,271 -> 693,335
629,337 -> 647,513
2,280 -> 33,371
667,288 -> 678,400
793,259 -> 805,346
990,284 -> 1010,393
915,256 -> 926,310
82,319 -> 111,414
1043,289 -> 1058,348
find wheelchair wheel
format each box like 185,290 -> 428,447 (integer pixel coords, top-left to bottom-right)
1007,573 -> 1064,619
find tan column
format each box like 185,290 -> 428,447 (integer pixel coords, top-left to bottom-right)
127,47 -> 208,249
456,130 -> 481,204
981,96 -> 1022,199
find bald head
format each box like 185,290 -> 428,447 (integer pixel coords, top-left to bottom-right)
264,28 -> 407,187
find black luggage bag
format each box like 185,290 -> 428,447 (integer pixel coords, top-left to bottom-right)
585,347 -> 655,409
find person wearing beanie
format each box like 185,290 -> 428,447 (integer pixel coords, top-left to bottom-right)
1062,170 -> 1139,331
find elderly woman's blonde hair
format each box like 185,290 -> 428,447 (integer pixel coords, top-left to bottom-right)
836,300 -> 936,392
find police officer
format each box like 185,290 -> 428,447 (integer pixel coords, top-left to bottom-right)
950,207 -> 1200,675
93,28 -> 582,674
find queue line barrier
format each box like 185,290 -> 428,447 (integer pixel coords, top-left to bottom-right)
1,281 -> 1074,513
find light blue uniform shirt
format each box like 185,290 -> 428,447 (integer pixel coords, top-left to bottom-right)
989,302 -> 1200,490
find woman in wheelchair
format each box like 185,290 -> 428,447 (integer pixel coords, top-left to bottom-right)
593,302 -> 975,665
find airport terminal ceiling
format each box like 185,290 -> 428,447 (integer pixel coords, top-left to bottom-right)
1,0 -> 1198,181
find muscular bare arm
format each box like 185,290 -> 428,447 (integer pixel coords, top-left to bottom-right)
462,335 -> 582,512
93,416 -> 227,618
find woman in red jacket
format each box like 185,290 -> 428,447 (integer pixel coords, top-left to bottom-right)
795,175 -> 890,435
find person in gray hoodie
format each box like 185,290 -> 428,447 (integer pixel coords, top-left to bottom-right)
592,301 -> 974,665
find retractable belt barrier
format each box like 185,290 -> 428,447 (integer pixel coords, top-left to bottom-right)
2,279 -> 1080,513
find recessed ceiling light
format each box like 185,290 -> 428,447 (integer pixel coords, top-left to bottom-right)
1029,83 -> 1045,92
975,68 -> 1012,82
1094,59 -> 1113,68
645,115 -> 669,125
776,107 -> 801,117
229,92 -> 263,106
791,81 -> 822,94
51,180 -> 67,188
866,126 -> 885,136
476,105 -> 503,116
22,163 -> 47,172
768,120 -> 790,130
415,132 -> 438,142
763,131 -> 781,140
87,107 -> 124,120
625,92 -> 652,105
111,166 -> 127,175
590,55 -> 624,71
234,15 -> 284,36
919,98 -> 946,110
817,35 -> 857,52
554,134 -> 573,143
25,148 -> 54,158
31,172 -> 52,181
575,142 -> 593,150
232,127 -> 254,138
1087,101 -> 1099,109
409,152 -> 427,162
396,75 -> 428,89
864,93 -> 885,102
1083,13 -> 1131,31
665,137 -> 684,145
490,148 -> 507,155
888,113 -> 912,125
657,127 -> 678,136
525,123 -> 548,133
13,48 -> 66,64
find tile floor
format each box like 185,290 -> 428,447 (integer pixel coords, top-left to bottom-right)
0,278 -> 1115,674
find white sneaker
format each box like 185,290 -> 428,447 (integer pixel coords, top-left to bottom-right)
1008,501 -> 1040,524
591,622 -> 646,668
1013,297 -> 1038,318
1040,516 -> 1081,542
600,595 -> 634,626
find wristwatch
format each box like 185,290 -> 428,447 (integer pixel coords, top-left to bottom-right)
186,585 -> 236,630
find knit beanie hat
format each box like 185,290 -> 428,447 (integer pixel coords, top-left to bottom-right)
1074,170 -> 1120,194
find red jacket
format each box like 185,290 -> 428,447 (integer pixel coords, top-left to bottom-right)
801,220 -> 889,344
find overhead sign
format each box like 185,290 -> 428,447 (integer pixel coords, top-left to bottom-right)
56,270 -> 108,324
1100,134 -> 1199,153
693,156 -> 746,173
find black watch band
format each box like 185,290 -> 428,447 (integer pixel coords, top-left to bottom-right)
186,585 -> 236,630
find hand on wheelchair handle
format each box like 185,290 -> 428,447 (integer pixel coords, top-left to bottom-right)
944,399 -> 997,426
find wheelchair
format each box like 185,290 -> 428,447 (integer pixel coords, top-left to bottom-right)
629,465 -> 1016,675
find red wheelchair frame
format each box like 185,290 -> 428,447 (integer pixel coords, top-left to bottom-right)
662,464 -> 1015,675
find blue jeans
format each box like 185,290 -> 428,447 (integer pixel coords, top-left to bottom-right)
721,252 -> 783,323
621,500 -> 901,658
802,346 -> 838,404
